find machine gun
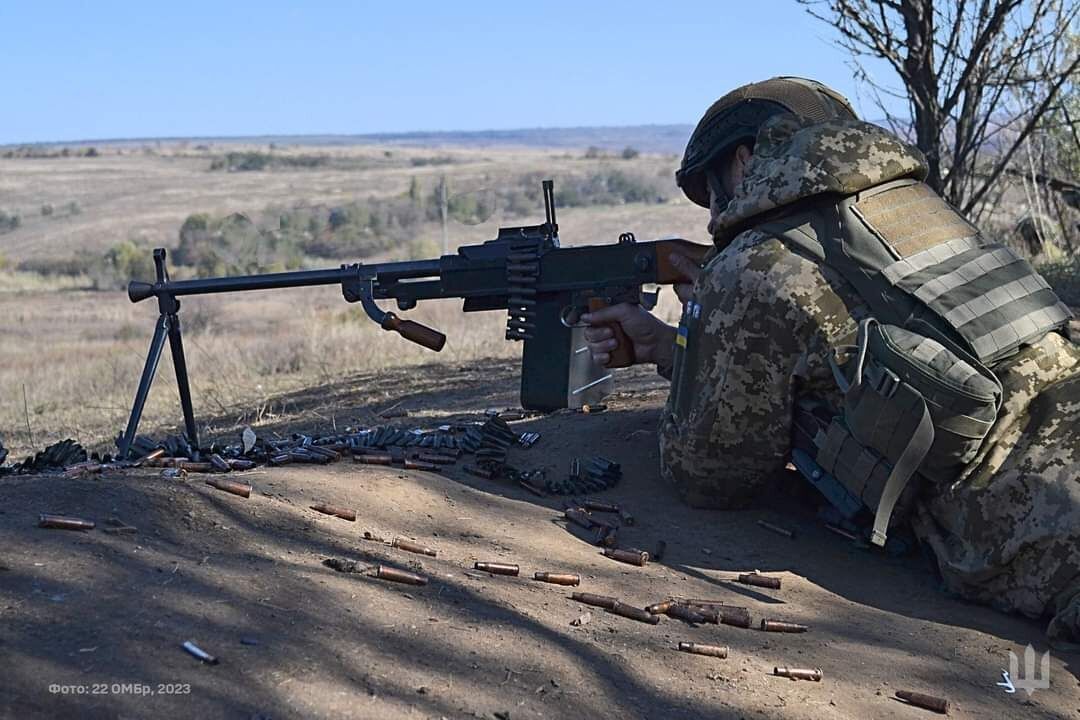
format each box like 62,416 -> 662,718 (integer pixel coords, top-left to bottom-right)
117,180 -> 709,458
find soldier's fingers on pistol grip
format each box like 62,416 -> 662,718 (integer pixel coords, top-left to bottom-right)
668,252 -> 703,283
581,303 -> 637,326
583,325 -> 615,343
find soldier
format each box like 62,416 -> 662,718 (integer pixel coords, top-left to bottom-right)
584,77 -> 1080,647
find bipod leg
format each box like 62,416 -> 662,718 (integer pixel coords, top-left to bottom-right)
166,312 -> 200,460
117,314 -> 169,459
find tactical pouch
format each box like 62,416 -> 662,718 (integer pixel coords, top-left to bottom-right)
817,319 -> 1002,545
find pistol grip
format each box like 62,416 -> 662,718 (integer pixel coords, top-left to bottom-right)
588,297 -> 634,368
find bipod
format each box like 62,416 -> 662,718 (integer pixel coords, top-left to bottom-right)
116,249 -> 200,460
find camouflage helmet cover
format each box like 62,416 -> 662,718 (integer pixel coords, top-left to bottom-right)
676,77 -> 858,208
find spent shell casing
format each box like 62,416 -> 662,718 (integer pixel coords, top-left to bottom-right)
593,525 -> 618,548
678,642 -> 728,659
474,562 -> 519,576
134,448 -> 167,466
404,459 -> 438,472
760,619 -> 808,633
392,537 -> 438,557
684,605 -> 720,624
571,592 -> 617,609
895,690 -> 949,714
205,478 -> 252,498
533,572 -> 580,586
305,445 -> 340,461
757,519 -> 795,538
824,524 -> 859,541
609,601 -> 661,625
374,565 -> 428,586
38,514 -> 95,531
667,604 -> 708,624
774,667 -> 822,681
179,461 -> 214,473
310,503 -> 356,521
463,465 -> 495,480
227,459 -> 257,471
354,454 -> 393,466
103,525 -> 138,535
717,606 -> 752,628
646,600 -> 677,615
415,453 -> 455,465
209,453 -> 232,472
269,453 -> 293,465
518,479 -> 546,498
738,572 -> 782,589
604,548 -> 648,566
182,640 -> 219,665
564,508 -> 598,530
583,500 -> 619,513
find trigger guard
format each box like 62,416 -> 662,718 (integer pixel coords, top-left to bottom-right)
560,305 -> 586,328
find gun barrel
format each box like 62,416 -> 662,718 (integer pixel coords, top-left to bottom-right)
127,259 -> 444,303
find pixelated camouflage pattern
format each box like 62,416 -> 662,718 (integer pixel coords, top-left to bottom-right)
911,331 -> 1080,646
658,230 -> 867,508
713,115 -> 927,243
661,116 -> 1080,642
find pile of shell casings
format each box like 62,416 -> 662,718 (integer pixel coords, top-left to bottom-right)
545,456 -> 621,495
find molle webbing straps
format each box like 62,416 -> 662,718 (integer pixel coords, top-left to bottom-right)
849,181 -> 1072,364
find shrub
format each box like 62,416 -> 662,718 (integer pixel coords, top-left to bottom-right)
0,209 -> 21,233
40,203 -> 54,217
208,151 -> 330,172
17,255 -> 88,276
1038,256 -> 1080,307
621,146 -> 640,160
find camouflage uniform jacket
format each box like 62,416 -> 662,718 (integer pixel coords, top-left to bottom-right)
658,115 -> 1080,642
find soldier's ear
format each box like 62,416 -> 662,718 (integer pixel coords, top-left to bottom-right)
730,144 -> 753,189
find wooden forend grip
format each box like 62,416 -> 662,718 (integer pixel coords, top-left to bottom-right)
381,313 -> 447,351
588,297 -> 634,368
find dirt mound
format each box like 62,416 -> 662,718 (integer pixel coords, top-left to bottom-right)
2,362 -> 1076,719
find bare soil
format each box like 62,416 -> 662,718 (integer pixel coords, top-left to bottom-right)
2,361 -> 1077,719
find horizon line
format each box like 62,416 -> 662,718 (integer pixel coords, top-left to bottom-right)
0,122 -> 696,149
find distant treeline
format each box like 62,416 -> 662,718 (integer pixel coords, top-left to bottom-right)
207,150 -> 458,173
1,146 -> 99,159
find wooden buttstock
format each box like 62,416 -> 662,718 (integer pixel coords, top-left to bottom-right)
653,239 -> 711,284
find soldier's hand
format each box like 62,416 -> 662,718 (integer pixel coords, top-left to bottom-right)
668,252 -> 703,304
582,304 -> 676,367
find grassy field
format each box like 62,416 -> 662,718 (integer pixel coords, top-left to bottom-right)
0,144 -> 701,459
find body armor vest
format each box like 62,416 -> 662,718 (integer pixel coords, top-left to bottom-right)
762,178 -> 1072,365
761,178 -> 1072,546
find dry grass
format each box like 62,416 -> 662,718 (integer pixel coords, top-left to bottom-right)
0,143 -> 687,262
0,144 -> 702,459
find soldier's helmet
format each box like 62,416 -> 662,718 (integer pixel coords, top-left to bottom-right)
676,77 -> 858,209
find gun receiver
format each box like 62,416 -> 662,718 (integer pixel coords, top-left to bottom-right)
116,180 -> 709,458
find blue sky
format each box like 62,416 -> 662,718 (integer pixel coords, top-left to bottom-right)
0,1 -> 903,144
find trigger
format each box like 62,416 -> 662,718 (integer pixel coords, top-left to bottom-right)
640,287 -> 659,311
560,305 -> 586,328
